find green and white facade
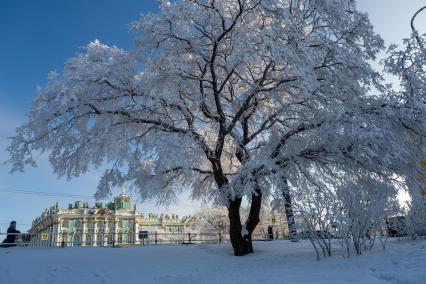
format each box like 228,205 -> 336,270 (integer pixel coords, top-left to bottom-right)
29,193 -> 187,247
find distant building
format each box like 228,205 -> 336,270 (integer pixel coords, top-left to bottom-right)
29,191 -> 189,247
187,209 -> 289,241
253,211 -> 289,240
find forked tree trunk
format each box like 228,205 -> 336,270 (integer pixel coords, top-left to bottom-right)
228,183 -> 263,256
281,176 -> 298,242
228,198 -> 251,256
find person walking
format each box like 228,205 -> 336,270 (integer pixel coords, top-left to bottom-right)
1,221 -> 21,247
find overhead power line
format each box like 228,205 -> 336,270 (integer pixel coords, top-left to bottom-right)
0,187 -> 95,200
0,187 -> 203,209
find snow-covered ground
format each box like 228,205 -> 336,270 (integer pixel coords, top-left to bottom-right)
0,239 -> 425,284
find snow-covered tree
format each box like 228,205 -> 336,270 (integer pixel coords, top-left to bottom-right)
384,6 -> 426,237
6,0 -> 420,256
195,207 -> 229,242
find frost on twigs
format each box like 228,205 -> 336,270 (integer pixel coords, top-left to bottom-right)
6,1 -> 425,255
383,6 -> 426,241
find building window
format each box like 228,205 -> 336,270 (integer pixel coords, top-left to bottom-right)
97,233 -> 103,245
97,222 -> 105,230
86,235 -> 92,246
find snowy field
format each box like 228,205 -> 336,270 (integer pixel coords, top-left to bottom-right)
0,239 -> 425,284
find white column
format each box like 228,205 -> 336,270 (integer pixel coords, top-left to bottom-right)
48,226 -> 53,247
82,219 -> 86,246
133,221 -> 138,245
93,219 -> 98,247
57,219 -> 62,246
104,219 -> 108,247
53,225 -> 57,246
54,222 -> 59,247
113,219 -> 118,246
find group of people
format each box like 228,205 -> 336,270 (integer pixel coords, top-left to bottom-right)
1,221 -> 21,248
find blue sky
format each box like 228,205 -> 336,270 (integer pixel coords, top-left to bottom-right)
0,0 -> 425,232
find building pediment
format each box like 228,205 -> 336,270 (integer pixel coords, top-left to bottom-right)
91,208 -> 112,216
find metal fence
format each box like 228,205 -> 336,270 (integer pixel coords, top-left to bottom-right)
0,231 -> 286,248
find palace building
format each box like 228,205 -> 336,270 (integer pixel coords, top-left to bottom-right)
29,190 -> 189,247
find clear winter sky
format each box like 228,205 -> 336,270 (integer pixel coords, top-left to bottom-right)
0,0 -> 425,232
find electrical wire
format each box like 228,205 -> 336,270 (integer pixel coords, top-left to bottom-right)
0,187 -> 203,209
0,187 -> 95,200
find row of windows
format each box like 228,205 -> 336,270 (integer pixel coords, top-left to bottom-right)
61,219 -> 134,228
58,220 -> 184,235
60,229 -> 134,233
164,226 -> 183,233
62,233 -> 135,245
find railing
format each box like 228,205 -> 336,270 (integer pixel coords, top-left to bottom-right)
0,231 -> 287,248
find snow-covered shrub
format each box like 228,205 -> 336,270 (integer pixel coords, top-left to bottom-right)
405,198 -> 426,239
288,171 -> 400,259
292,182 -> 338,260
336,175 -> 399,255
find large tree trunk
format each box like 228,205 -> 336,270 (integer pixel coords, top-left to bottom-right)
281,176 -> 298,242
228,182 -> 263,256
228,197 -> 251,256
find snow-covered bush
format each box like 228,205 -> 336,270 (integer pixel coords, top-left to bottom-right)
336,175 -> 399,255
291,181 -> 337,260
404,199 -> 426,239
288,171 -> 401,259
